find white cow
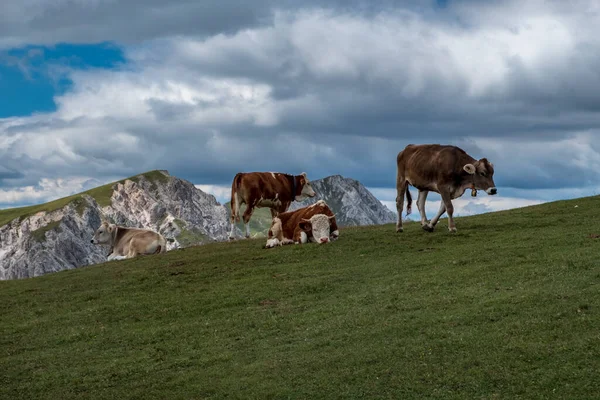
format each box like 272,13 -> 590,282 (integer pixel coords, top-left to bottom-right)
91,222 -> 167,261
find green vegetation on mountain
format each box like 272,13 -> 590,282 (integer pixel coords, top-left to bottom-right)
0,170 -> 168,227
224,201 -> 273,237
2,195 -> 600,399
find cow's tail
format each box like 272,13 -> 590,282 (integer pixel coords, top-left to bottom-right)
405,184 -> 413,216
231,173 -> 243,223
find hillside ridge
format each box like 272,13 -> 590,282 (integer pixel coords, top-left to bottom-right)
1,193 -> 598,398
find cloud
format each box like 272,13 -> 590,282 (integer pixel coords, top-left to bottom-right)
195,184 -> 231,204
2,0 -> 600,212
0,176 -> 108,208
376,189 -> 544,219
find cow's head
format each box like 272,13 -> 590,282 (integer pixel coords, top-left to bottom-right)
299,213 -> 336,244
463,158 -> 497,195
91,222 -> 116,245
296,172 -> 316,201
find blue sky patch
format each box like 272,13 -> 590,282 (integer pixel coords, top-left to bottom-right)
0,42 -> 125,118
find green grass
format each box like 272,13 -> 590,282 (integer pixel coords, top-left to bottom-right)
2,195 -> 600,399
0,170 -> 168,227
130,170 -> 169,192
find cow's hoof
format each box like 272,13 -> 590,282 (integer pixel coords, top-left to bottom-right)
228,236 -> 235,241
449,227 -> 457,233
396,227 -> 403,233
422,224 -> 434,232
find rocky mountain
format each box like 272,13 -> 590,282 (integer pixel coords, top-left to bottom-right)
289,175 -> 396,227
0,171 -> 229,280
0,171 -> 394,280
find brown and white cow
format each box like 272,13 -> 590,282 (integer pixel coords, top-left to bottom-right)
229,171 -> 316,239
264,200 -> 339,248
91,222 -> 167,261
395,144 -> 497,233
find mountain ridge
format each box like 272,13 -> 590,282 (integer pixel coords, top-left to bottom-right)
0,171 -> 396,280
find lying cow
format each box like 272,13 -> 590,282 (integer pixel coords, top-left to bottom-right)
395,144 -> 497,233
229,171 -> 316,240
264,200 -> 339,248
91,222 -> 167,261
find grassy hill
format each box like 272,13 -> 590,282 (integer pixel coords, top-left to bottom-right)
0,170 -> 169,227
2,195 -> 600,399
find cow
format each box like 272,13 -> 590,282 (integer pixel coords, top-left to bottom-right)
264,200 -> 339,248
395,144 -> 497,233
91,222 -> 167,261
229,171 -> 317,239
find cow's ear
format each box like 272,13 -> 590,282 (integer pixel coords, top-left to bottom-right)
299,221 -> 312,232
301,172 -> 307,177
463,164 -> 476,175
480,158 -> 493,169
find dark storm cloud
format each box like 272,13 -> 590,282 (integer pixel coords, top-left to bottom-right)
0,0 -> 439,48
2,0 -> 600,209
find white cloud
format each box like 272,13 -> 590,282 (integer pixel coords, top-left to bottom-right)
0,176 -> 108,207
195,184 -> 231,204
379,193 -> 543,219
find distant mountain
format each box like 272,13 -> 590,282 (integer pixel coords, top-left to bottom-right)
0,171 -> 229,280
225,174 -> 395,238
289,175 -> 396,227
0,171 -> 395,280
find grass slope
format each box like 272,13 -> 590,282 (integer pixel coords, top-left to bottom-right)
2,196 -> 600,399
0,171 -> 168,228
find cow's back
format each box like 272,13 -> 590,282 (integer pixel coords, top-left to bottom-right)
114,227 -> 164,255
397,144 -> 475,187
277,200 -> 336,235
237,172 -> 293,203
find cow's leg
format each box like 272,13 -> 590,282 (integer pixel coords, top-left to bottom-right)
441,193 -> 457,233
228,221 -> 236,241
242,205 -> 255,238
395,177 -> 408,233
108,253 -> 127,261
417,190 -> 429,226
229,195 -> 242,240
424,201 -> 446,232
425,193 -> 455,232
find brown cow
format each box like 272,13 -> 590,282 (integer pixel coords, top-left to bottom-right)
91,222 -> 167,260
229,171 -> 316,239
395,144 -> 497,233
264,200 -> 339,248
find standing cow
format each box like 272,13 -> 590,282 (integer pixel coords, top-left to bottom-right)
395,144 -> 497,233
229,172 -> 316,239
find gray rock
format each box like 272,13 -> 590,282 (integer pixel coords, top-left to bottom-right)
0,171 -> 393,280
0,171 -> 229,280
289,175 -> 396,227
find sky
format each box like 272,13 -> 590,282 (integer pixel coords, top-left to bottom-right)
1,0 -> 600,220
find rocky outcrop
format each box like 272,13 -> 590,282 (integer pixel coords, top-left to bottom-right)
0,171 -> 394,280
289,175 -> 396,227
0,171 -> 229,280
